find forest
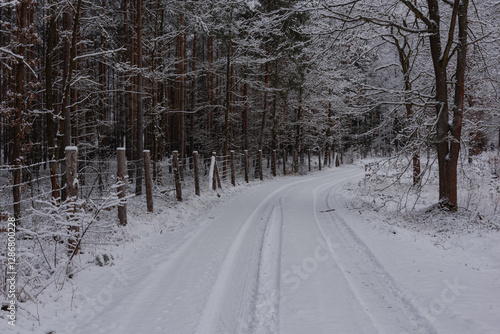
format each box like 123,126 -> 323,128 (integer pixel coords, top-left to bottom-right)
1,1 -> 500,329
1,0 -> 499,217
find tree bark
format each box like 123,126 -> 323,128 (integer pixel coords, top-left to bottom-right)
117,148 -> 128,226
258,61 -> 270,151
207,35 -> 213,143
224,41 -> 232,178
65,146 -> 79,255
424,0 -> 468,210
242,70 -> 249,151
190,32 -> 197,153
172,151 -> 183,201
230,150 -> 235,186
45,2 -> 60,201
295,93 -> 302,163
448,0 -> 469,209
12,0 -> 30,219
143,150 -> 153,212
178,5 -> 186,163
193,151 -> 200,195
61,0 -> 83,149
135,0 -> 144,196
244,150 -> 249,183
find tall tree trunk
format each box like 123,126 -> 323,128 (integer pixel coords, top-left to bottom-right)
12,0 -> 30,219
271,93 -> 278,150
127,0 -> 136,180
98,0 -> 107,170
178,5 -> 186,162
242,69 -> 249,151
135,0 -> 144,196
295,85 -> 303,160
61,0 -> 83,149
258,61 -> 270,151
60,9 -> 71,151
190,32 -> 197,153
425,0 -> 468,210
207,35 -> 213,146
224,41 -> 232,159
326,95 -> 333,163
448,0 -> 469,208
427,0 -> 451,208
45,2 -> 60,200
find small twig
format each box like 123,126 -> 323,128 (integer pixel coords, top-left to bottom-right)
35,235 -> 53,272
319,209 -> 336,213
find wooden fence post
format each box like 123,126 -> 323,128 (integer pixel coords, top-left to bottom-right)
230,151 -> 236,186
293,149 -> 298,173
308,149 -> 311,172
212,153 -> 217,190
324,146 -> 328,167
172,151 -> 183,201
117,148 -> 127,226
212,152 -> 222,189
318,150 -> 322,171
193,151 -> 200,195
65,146 -> 79,255
328,147 -> 331,167
244,150 -> 249,183
258,150 -> 263,180
143,150 -> 153,212
283,149 -> 287,175
65,146 -> 78,199
272,150 -> 277,177
223,156 -> 227,180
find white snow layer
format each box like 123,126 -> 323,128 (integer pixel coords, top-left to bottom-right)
2,164 -> 499,334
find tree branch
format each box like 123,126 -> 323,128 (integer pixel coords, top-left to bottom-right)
442,0 -> 460,67
400,0 -> 432,27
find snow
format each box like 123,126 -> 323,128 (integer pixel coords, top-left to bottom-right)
2,161 -> 500,334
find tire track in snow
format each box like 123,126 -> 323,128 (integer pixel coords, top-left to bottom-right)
249,200 -> 284,334
278,167 -> 379,334
76,208 -> 233,334
247,168 -> 358,334
312,173 -> 438,334
195,177 -> 320,334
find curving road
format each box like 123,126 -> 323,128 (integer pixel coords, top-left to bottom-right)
74,166 -> 436,334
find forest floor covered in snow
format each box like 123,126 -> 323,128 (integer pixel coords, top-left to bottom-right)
2,152 -> 500,334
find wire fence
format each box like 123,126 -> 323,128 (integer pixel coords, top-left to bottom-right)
0,159 -> 66,222
0,147 -> 338,299
0,148 -> 338,218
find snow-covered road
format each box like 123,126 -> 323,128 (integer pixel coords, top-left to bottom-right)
62,165 -> 499,334
71,166 -> 431,334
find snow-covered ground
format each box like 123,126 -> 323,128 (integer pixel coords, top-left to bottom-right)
2,160 -> 500,334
